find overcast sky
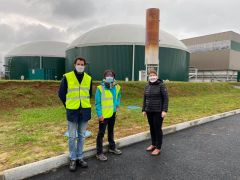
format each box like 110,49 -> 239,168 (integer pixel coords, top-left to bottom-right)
0,0 -> 240,71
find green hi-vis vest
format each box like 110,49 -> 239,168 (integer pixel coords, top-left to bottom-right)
97,84 -> 121,119
65,71 -> 91,109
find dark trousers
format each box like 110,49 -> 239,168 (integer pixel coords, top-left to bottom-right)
147,112 -> 163,149
96,113 -> 116,155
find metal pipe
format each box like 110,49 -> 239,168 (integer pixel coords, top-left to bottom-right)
145,8 -> 160,80
40,56 -> 42,69
145,8 -> 160,65
132,44 -> 135,81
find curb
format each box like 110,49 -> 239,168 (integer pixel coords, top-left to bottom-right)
0,172 -> 5,180
1,109 -> 240,180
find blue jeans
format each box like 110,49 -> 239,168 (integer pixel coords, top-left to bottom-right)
68,120 -> 88,160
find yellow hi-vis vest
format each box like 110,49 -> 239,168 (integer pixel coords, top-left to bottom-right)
97,84 -> 121,118
65,71 -> 91,109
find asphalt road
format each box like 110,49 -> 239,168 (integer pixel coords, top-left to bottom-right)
29,114 -> 240,180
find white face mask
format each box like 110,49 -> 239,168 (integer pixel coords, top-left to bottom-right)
75,65 -> 85,73
105,76 -> 114,83
149,76 -> 158,83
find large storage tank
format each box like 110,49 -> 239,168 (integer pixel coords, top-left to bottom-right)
4,41 -> 68,80
66,24 -> 189,81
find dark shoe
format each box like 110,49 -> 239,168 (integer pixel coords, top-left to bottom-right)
78,159 -> 88,168
69,160 -> 77,172
109,148 -> 122,155
96,153 -> 108,161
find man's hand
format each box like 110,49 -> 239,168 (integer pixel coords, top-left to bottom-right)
142,111 -> 146,117
99,116 -> 104,122
161,111 -> 167,118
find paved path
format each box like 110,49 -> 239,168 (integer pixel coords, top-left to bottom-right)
29,114 -> 240,180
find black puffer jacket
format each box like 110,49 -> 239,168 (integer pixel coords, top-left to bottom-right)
142,79 -> 169,112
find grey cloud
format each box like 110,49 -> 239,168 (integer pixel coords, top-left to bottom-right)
14,24 -> 68,43
0,0 -> 27,14
52,0 -> 96,19
0,22 -> 69,59
93,0 -> 240,39
0,24 -> 15,42
158,0 -> 240,38
27,0 -> 96,19
1,0 -> 240,50
0,0 -> 97,28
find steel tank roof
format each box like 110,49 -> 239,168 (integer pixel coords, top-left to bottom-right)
6,41 -> 68,57
68,24 -> 188,51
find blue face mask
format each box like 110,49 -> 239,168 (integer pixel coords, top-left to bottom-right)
105,76 -> 114,83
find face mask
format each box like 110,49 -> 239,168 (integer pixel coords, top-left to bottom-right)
105,76 -> 114,83
149,76 -> 158,83
75,65 -> 85,73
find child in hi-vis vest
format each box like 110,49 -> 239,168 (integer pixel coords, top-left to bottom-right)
95,69 -> 122,161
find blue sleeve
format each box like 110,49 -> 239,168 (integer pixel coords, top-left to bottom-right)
95,88 -> 102,117
116,89 -> 121,107
58,76 -> 67,107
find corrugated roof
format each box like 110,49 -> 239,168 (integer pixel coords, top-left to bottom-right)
67,24 -> 188,51
6,41 -> 68,57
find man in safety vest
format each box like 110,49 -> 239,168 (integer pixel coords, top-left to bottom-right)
58,57 -> 92,171
95,69 -> 122,161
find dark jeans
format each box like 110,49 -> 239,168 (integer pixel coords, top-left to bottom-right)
146,112 -> 163,149
96,113 -> 116,155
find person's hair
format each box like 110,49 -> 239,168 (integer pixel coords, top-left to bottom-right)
148,68 -> 157,75
103,69 -> 116,78
74,57 -> 86,65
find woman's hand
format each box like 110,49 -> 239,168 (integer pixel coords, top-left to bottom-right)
162,111 -> 167,118
99,116 -> 104,122
142,111 -> 146,117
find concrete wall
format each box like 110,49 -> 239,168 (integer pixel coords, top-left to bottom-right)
190,49 -> 230,70
230,50 -> 240,70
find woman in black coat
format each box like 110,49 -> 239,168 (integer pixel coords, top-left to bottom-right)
142,69 -> 169,155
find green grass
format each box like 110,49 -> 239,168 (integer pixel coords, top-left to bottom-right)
0,81 -> 240,171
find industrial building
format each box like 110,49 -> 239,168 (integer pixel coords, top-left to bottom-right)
182,31 -> 240,82
66,24 -> 190,81
4,41 -> 68,80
